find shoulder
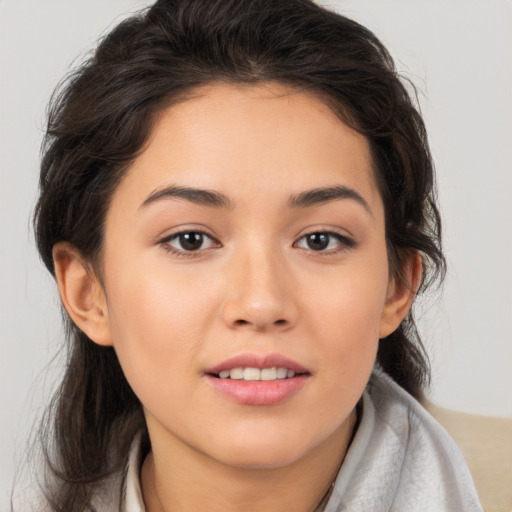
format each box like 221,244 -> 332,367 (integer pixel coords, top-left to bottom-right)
423,399 -> 512,512
325,371 -> 484,512
90,432 -> 146,512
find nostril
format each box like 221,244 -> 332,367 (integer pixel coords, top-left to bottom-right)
232,318 -> 287,328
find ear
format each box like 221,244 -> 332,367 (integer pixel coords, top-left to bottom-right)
379,252 -> 422,338
53,242 -> 113,346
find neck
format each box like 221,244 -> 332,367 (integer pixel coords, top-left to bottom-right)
141,410 -> 357,512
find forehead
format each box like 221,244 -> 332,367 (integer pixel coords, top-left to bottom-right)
112,82 -> 381,215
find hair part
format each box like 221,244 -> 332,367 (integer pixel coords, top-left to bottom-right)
33,0 -> 445,509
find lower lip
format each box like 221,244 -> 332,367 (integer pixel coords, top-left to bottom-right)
205,374 -> 309,405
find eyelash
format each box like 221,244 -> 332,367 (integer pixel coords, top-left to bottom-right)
159,230 -> 220,258
158,229 -> 356,258
293,231 -> 356,254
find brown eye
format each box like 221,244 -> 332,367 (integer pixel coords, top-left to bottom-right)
178,232 -> 205,251
161,230 -> 219,254
305,233 -> 330,251
295,231 -> 355,252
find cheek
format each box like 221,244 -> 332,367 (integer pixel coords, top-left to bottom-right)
309,276 -> 385,427
302,251 -> 389,380
105,250 -> 214,338
306,257 -> 389,341
102,257 -> 216,400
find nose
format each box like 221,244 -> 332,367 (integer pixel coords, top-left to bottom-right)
221,246 -> 298,333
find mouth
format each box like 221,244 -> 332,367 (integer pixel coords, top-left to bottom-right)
204,353 -> 311,405
209,367 -> 307,381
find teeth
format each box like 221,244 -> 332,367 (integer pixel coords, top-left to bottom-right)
261,368 -> 277,380
216,367 -> 300,381
276,367 -> 288,379
230,367 -> 244,380
243,367 -> 261,381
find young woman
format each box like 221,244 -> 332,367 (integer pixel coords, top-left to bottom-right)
29,0 -> 483,510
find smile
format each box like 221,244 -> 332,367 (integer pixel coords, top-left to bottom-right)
205,354 -> 311,405
216,367 -> 300,381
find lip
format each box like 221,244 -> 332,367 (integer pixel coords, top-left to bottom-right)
204,352 -> 309,375
204,353 -> 311,406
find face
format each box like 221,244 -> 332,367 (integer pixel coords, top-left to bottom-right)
95,83 -> 402,468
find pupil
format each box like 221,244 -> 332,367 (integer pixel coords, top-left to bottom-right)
180,232 -> 203,251
307,233 -> 329,250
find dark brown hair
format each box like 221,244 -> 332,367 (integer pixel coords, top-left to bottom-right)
33,0 -> 445,509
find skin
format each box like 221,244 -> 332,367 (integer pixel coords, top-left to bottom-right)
54,83 -> 420,512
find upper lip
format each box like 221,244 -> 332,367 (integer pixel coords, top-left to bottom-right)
205,353 -> 310,375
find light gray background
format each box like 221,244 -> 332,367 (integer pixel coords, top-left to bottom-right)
1,0 -> 511,506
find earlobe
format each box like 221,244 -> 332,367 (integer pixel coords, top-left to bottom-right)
52,242 -> 113,346
379,252 -> 422,338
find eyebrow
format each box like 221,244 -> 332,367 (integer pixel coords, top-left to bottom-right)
288,185 -> 373,216
140,185 -> 234,210
140,184 -> 372,216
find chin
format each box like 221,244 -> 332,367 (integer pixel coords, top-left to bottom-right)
206,430 -> 318,470
218,449 -> 307,470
